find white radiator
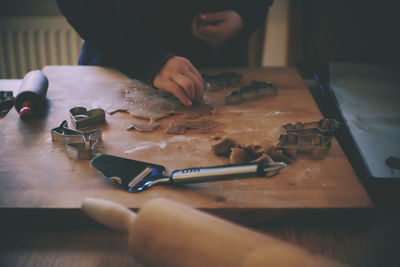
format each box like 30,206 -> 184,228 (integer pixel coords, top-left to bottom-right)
0,16 -> 83,79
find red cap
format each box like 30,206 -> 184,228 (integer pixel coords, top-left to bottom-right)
19,101 -> 33,121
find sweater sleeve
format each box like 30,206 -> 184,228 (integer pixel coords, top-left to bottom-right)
56,0 -> 170,81
231,0 -> 274,39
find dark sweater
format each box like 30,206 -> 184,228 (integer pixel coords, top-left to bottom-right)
56,0 -> 273,83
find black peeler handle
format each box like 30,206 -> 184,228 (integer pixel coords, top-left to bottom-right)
169,162 -> 286,184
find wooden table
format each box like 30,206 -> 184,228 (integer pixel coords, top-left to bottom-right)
0,66 -> 382,266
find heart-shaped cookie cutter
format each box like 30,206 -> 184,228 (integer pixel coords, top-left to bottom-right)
69,107 -> 106,130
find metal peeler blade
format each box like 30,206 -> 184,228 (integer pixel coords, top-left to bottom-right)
90,154 -> 166,192
91,154 -> 286,193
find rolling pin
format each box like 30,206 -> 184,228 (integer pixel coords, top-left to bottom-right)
14,70 -> 48,120
83,198 -> 345,267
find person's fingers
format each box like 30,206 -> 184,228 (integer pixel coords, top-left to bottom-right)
195,11 -> 242,44
184,67 -> 204,103
152,56 -> 205,106
195,22 -> 222,46
198,24 -> 221,36
198,12 -> 227,24
170,84 -> 193,107
171,74 -> 195,100
181,57 -> 204,102
192,16 -> 199,37
163,79 -> 192,107
153,74 -> 192,107
187,64 -> 203,86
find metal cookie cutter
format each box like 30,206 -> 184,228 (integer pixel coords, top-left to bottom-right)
281,119 -> 339,136
69,107 -> 106,130
202,72 -> 243,91
225,81 -> 277,105
277,119 -> 340,159
0,91 -> 15,114
278,133 -> 333,160
51,120 -> 102,160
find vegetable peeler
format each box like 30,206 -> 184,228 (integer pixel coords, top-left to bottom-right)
91,154 -> 286,192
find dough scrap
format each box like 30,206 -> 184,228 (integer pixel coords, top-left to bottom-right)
123,87 -> 215,121
212,138 -> 280,177
268,146 -> 295,164
230,148 -> 250,164
127,121 -> 160,132
175,104 -> 216,119
166,119 -> 219,134
103,102 -> 130,114
212,137 -> 292,165
104,87 -> 216,121
211,138 -> 240,157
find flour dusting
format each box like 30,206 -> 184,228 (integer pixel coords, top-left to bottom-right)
263,111 -> 285,116
291,164 -> 321,184
124,141 -> 167,153
167,135 -> 201,143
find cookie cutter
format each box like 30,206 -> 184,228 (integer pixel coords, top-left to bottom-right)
51,120 -> 102,160
203,72 -> 243,91
281,119 -> 339,136
66,138 -> 100,160
277,119 -> 340,159
225,80 -> 277,105
0,91 -> 15,114
277,132 -> 333,160
69,107 -> 106,130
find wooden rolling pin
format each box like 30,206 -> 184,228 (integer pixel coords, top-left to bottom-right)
82,198 -> 345,267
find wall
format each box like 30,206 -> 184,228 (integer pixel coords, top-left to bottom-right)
262,0 -> 290,66
0,0 -> 82,78
0,0 -> 60,16
288,0 -> 400,79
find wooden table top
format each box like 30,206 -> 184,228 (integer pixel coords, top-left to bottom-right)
0,66 -> 372,225
0,223 -> 389,267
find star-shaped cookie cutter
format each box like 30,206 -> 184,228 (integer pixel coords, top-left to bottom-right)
51,120 -> 102,160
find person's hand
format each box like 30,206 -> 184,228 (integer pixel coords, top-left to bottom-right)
192,11 -> 243,47
153,56 -> 204,107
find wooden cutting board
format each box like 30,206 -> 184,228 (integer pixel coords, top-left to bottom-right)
0,66 -> 372,225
